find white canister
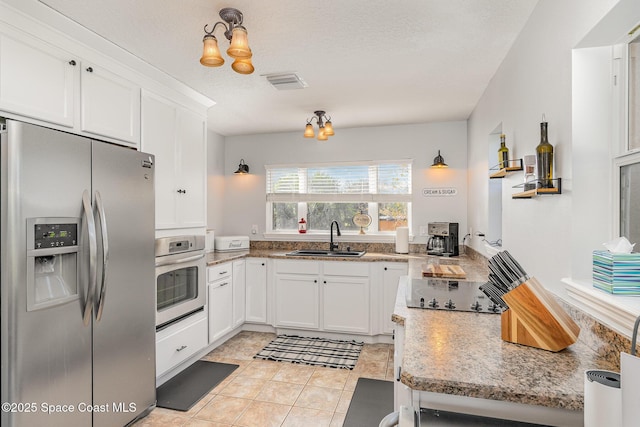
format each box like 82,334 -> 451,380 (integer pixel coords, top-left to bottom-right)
395,227 -> 409,254
621,352 -> 640,427
205,229 -> 215,253
584,369 -> 621,427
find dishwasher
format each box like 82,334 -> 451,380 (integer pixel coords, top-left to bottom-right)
380,406 -> 548,427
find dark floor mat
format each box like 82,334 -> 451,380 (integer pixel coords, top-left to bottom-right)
156,360 -> 238,411
343,378 -> 394,427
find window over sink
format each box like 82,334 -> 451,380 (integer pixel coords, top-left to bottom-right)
265,160 -> 412,234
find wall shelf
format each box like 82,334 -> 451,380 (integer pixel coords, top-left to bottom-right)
489,159 -> 523,179
512,178 -> 562,198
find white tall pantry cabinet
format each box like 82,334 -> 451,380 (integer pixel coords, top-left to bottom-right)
141,91 -> 207,230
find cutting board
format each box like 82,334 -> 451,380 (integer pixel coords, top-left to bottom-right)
422,263 -> 466,279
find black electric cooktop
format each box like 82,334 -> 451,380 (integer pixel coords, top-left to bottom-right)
406,278 -> 504,314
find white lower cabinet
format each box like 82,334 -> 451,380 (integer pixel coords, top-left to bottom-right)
323,276 -> 369,333
275,273 -> 319,329
208,279 -> 233,343
245,258 -> 268,323
274,259 -> 371,334
156,311 -> 207,377
393,323 -> 412,410
322,260 -> 370,333
207,263 -> 233,343
232,260 -> 246,328
381,263 -> 409,334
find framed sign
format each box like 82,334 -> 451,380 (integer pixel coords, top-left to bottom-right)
422,188 -> 458,197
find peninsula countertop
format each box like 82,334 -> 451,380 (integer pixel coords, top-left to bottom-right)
392,275 -> 619,411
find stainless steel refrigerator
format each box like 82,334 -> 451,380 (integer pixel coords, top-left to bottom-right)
1,120 -> 156,426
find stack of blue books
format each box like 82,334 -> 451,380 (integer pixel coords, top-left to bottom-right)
593,250 -> 640,294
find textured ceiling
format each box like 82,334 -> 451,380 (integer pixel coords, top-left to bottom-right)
37,0 -> 538,136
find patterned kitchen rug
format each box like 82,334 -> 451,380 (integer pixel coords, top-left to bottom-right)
254,335 -> 364,370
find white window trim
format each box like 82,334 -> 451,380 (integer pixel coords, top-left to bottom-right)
567,24 -> 640,338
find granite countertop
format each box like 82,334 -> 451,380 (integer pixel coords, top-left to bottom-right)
206,249 -> 435,266
392,266 -> 620,411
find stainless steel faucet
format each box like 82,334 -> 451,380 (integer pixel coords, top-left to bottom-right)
329,220 -> 341,252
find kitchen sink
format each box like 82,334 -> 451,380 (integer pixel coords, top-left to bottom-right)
285,249 -> 366,257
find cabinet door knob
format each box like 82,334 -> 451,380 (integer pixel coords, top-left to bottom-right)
314,279 -> 317,283
86,67 -> 93,73
261,263 -> 265,266
68,60 -> 76,66
384,267 -> 388,270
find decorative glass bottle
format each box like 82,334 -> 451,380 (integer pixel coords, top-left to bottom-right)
536,116 -> 554,188
497,133 -> 509,169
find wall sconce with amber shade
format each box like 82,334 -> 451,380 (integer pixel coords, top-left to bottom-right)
200,7 -> 254,74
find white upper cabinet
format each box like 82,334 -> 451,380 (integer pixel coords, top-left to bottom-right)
0,24 -> 141,146
141,91 -> 206,230
0,29 -> 76,127
80,63 -> 140,144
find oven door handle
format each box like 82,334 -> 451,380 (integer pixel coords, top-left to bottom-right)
155,253 -> 205,267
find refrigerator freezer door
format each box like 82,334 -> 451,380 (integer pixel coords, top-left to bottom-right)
91,141 -> 156,427
1,120 -> 93,427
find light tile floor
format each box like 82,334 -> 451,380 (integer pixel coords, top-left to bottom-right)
134,332 -> 394,427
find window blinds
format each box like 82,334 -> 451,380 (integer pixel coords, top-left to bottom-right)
266,160 -> 412,203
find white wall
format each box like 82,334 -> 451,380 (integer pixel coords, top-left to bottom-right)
207,129 -> 225,233
221,121 -> 468,243
466,0 -> 621,295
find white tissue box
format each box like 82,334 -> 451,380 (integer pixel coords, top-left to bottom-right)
593,250 -> 640,294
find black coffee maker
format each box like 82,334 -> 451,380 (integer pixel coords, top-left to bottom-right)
426,222 -> 459,257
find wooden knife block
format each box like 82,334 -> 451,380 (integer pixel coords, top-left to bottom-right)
500,277 -> 580,352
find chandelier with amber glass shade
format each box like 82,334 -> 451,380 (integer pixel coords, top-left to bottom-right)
200,7 -> 254,74
303,111 -> 335,141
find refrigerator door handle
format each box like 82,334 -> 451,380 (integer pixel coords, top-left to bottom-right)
95,191 -> 109,322
82,190 -> 97,326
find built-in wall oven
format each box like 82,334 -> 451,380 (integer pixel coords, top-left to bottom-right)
155,235 -> 206,329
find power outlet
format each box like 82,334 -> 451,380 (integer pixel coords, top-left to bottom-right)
419,226 -> 428,236
251,224 -> 258,235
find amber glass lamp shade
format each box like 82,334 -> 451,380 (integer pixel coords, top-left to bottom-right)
227,26 -> 252,59
324,120 -> 334,136
200,34 -> 224,67
317,128 -> 328,141
304,124 -> 315,138
231,56 -> 254,74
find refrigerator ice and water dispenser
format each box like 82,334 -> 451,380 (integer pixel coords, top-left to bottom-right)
27,218 -> 80,311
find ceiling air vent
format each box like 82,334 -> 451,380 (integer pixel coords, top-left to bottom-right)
264,73 -> 308,90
